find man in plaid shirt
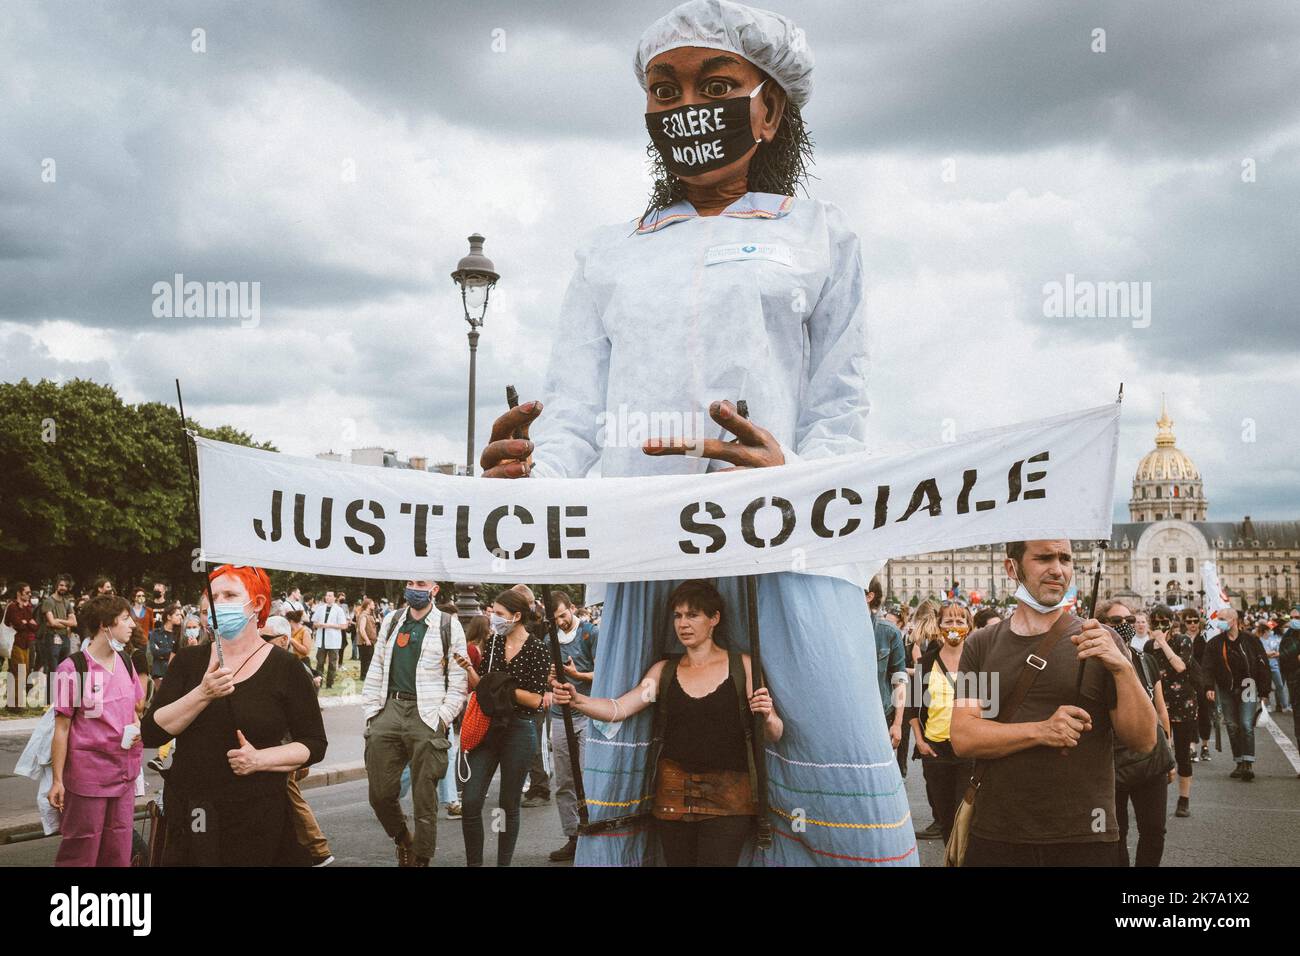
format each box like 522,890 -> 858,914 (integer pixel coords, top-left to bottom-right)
362,579 -> 468,866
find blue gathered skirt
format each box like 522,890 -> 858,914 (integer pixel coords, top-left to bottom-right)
574,571 -> 919,867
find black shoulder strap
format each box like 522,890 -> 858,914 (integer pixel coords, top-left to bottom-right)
652,657 -> 678,746
69,649 -> 133,715
440,612 -> 452,692
728,650 -> 753,745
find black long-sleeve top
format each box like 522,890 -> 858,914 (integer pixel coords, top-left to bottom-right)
141,644 -> 327,800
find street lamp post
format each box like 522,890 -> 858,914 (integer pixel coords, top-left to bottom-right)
449,233 -> 499,622
450,233 -> 500,478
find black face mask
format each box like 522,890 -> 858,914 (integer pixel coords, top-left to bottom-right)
646,80 -> 764,177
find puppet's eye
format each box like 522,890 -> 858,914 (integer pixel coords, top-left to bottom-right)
651,83 -> 677,100
702,79 -> 734,97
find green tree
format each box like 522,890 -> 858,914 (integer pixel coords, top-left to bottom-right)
0,378 -> 271,599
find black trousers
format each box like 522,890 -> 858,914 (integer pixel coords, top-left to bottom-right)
964,834 -> 1118,867
1288,672 -> 1300,741
895,711 -> 910,778
358,641 -> 375,682
1195,689 -> 1215,742
655,815 -> 753,866
1114,773 -> 1169,867
1170,719 -> 1195,778
920,742 -> 974,844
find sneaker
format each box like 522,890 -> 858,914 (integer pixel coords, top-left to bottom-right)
1241,765 -> 1255,782
1190,752 -> 1200,763
312,854 -> 335,867
548,837 -> 578,862
147,757 -> 167,773
914,820 -> 944,840
522,791 -> 551,808
1200,744 -> 1211,762
1229,762 -> 1244,779
1175,797 -> 1190,818
412,855 -> 431,867
445,802 -> 462,818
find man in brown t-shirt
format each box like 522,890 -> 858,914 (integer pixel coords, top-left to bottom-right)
951,539 -> 1157,866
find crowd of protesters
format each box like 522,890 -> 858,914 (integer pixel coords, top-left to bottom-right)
0,570 -> 604,867
1,538 -> 1295,869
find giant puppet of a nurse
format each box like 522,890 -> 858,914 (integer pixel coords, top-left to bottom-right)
480,0 -> 917,866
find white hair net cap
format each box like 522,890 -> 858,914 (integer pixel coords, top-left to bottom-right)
634,0 -> 814,108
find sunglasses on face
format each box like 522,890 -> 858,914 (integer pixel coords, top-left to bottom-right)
1152,617 -> 1172,627
1104,615 -> 1137,627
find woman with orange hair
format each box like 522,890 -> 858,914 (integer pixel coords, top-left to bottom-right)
141,565 -> 327,865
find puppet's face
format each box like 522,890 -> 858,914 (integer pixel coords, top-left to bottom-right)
644,46 -> 784,187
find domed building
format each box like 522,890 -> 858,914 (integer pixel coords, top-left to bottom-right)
883,401 -> 1300,610
1128,396 -> 1207,522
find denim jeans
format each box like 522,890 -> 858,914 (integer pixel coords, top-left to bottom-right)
1220,690 -> 1258,763
437,724 -> 460,806
1267,661 -> 1290,710
460,716 -> 537,866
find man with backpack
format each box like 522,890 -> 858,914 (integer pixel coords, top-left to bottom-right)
361,579 -> 468,867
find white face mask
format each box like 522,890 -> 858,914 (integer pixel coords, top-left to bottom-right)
1012,582 -> 1072,614
109,638 -> 126,652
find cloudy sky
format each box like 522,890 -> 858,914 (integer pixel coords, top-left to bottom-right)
2,0 -> 1297,522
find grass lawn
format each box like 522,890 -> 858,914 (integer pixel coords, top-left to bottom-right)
318,657 -> 364,698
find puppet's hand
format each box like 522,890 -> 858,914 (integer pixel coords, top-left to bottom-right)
641,400 -> 785,470
481,401 -> 542,478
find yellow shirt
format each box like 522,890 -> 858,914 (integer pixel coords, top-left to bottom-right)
925,659 -> 955,743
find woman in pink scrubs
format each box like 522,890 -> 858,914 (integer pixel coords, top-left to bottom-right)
49,594 -> 145,867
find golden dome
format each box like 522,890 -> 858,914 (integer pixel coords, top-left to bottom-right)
1135,396 -> 1200,482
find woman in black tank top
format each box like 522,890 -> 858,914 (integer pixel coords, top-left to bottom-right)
551,580 -> 783,866
662,666 -> 751,773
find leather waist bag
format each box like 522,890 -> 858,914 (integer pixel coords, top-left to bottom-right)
652,756 -> 757,822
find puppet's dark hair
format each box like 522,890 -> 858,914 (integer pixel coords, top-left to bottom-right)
637,79 -> 815,231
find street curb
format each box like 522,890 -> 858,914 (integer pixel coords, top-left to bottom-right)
0,696 -> 364,737
299,760 -> 367,791
319,694 -> 363,709
0,761 -> 369,845
0,716 -> 42,735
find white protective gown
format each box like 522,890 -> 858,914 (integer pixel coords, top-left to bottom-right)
530,192 -> 917,866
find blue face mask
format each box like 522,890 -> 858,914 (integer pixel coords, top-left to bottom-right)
1206,618 -> 1230,635
212,601 -> 255,640
404,587 -> 432,610
489,613 -> 515,636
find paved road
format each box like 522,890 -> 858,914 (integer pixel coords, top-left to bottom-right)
2,705 -> 1296,866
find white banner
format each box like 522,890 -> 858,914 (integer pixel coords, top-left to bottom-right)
1201,561 -> 1230,614
196,402 -> 1120,583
